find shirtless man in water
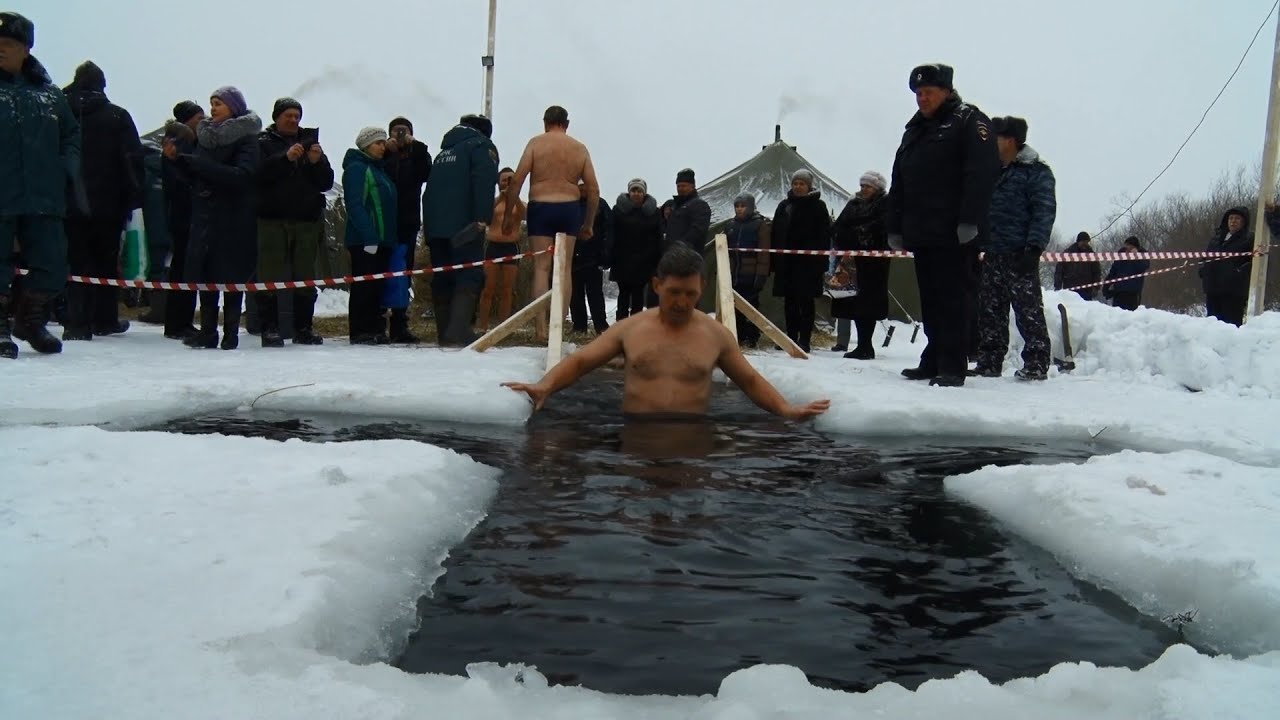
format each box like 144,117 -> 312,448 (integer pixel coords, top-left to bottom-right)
502,105 -> 600,343
503,245 -> 830,420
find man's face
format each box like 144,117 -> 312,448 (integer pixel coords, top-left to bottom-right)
653,273 -> 703,323
498,171 -> 514,193
275,108 -> 301,136
733,202 -> 749,220
185,111 -> 206,131
0,37 -> 29,75
1228,214 -> 1246,234
915,86 -> 949,117
996,136 -> 1018,162
676,181 -> 695,198
628,188 -> 646,205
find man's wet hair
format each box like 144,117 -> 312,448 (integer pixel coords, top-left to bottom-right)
543,105 -> 569,126
655,244 -> 705,280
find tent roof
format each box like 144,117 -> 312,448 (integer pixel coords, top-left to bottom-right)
698,139 -> 854,223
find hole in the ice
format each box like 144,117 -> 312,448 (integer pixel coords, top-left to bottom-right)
149,373 -> 1191,696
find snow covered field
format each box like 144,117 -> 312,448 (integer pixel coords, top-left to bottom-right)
2,290 -> 1278,718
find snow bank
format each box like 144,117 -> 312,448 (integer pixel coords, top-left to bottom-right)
946,450 -> 1280,657
0,426 -> 499,719
313,288 -> 350,318
3,426 -> 1277,719
0,325 -> 540,429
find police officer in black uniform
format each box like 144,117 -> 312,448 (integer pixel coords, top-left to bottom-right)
887,63 -> 1000,387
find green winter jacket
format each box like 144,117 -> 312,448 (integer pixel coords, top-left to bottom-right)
0,56 -> 81,217
421,124 -> 499,239
341,148 -> 398,248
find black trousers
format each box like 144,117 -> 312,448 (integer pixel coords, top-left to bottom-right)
570,266 -> 609,331
615,282 -> 647,320
913,245 -> 971,378
783,294 -> 815,350
1111,291 -> 1140,311
1205,293 -> 1246,327
734,287 -> 762,345
65,215 -> 124,330
164,228 -> 197,334
348,246 -> 389,338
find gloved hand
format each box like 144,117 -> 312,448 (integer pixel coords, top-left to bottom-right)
363,245 -> 377,255
1019,246 -> 1042,274
888,233 -> 905,251
957,224 -> 979,245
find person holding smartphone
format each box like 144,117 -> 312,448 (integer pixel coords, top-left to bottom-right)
382,116 -> 432,343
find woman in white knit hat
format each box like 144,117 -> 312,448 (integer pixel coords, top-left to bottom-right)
829,170 -> 891,359
341,127 -> 398,344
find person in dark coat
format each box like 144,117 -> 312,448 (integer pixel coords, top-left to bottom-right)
383,116 -> 431,342
342,127 -> 398,344
770,169 -> 830,353
159,102 -> 204,339
60,61 -> 144,341
1199,206 -> 1254,326
163,86 -> 262,350
1053,231 -> 1102,300
254,97 -> 334,347
1102,236 -> 1149,311
421,114 -> 499,346
724,193 -> 771,347
830,170 -> 890,359
972,116 -> 1056,381
136,136 -> 172,325
887,63 -> 1000,386
660,168 -> 712,251
569,183 -> 612,334
0,12 -> 81,359
609,178 -> 663,318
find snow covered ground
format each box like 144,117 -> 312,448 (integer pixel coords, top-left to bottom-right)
2,291 -> 1278,718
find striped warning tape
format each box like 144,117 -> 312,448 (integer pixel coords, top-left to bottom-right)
728,247 -> 1267,262
15,247 -> 552,293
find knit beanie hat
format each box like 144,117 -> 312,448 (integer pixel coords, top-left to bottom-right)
389,116 -> 413,134
210,86 -> 248,118
1075,231 -> 1091,244
0,12 -> 35,49
791,168 -> 815,187
72,60 -> 106,92
355,126 -> 388,150
858,170 -> 887,192
676,168 -> 696,185
1124,236 -> 1143,252
272,97 -> 302,121
173,100 -> 204,123
733,193 -> 756,214
627,178 -> 647,194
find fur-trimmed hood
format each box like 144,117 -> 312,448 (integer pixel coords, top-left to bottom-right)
614,192 -> 657,216
196,111 -> 262,150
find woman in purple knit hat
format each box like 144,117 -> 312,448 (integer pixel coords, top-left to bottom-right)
163,86 -> 261,349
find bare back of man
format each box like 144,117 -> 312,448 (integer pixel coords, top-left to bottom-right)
504,106 -> 600,343
503,246 -> 829,421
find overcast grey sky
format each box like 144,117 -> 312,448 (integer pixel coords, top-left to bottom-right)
22,0 -> 1275,244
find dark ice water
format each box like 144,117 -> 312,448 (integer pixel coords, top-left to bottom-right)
158,372 -> 1183,696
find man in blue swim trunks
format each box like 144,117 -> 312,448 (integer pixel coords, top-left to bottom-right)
502,105 -> 600,343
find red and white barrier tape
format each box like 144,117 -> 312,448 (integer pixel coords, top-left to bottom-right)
16,246 -> 552,293
1062,257 -> 1216,293
728,247 -> 1267,262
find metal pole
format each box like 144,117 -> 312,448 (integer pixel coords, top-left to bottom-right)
1247,9 -> 1280,319
482,0 -> 497,118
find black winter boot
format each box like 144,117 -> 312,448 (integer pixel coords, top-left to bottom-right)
63,283 -> 93,340
256,293 -> 284,348
138,290 -> 166,324
432,297 -> 452,346
389,308 -> 420,344
185,294 -> 219,349
0,294 -> 18,359
221,292 -> 243,350
12,291 -> 63,354
292,292 -> 323,345
443,288 -> 480,347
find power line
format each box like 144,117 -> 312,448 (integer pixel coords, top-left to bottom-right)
1095,0 -> 1280,241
